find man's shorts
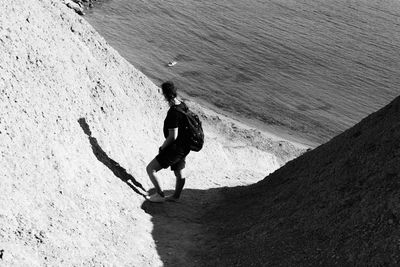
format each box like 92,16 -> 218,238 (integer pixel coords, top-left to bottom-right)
156,142 -> 190,171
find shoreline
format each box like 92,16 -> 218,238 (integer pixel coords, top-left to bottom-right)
176,89 -> 315,149
189,94 -> 317,148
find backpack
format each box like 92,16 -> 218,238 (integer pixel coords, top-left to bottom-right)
174,103 -> 204,152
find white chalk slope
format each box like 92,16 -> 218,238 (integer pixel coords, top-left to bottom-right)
0,0 -> 305,265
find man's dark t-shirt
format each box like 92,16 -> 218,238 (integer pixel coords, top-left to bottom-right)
163,103 -> 187,145
157,102 -> 190,170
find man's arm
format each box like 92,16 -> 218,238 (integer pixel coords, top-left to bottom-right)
160,128 -> 178,151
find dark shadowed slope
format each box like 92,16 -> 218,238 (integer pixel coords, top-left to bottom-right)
202,96 -> 400,266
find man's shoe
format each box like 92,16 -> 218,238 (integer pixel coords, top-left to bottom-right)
146,193 -> 165,203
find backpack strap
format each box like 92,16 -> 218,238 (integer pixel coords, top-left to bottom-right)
172,101 -> 189,113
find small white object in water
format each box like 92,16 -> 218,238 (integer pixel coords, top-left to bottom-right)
167,61 -> 177,67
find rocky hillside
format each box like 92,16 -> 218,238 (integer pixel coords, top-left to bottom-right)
203,96 -> 400,266
0,0 -> 305,266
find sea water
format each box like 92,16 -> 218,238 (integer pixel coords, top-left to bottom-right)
85,0 -> 400,145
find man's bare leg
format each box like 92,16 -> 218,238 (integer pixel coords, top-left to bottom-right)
146,158 -> 164,197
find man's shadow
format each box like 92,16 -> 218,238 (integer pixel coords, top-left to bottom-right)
78,118 -> 147,197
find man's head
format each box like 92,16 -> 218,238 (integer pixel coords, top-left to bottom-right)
161,81 -> 177,102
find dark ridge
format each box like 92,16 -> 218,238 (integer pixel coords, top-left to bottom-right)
201,95 -> 400,266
